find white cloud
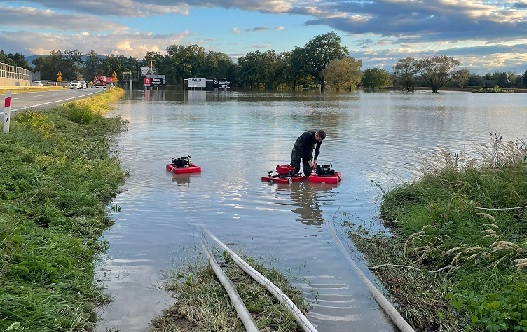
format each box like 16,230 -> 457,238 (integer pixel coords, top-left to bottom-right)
0,30 -> 189,58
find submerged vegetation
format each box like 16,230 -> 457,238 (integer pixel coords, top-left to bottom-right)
151,252 -> 310,332
348,134 -> 527,331
0,88 -> 126,331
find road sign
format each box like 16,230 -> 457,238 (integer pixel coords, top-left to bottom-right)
151,77 -> 165,85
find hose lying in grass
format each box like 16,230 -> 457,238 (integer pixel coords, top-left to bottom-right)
327,222 -> 415,332
200,238 -> 260,332
203,229 -> 319,332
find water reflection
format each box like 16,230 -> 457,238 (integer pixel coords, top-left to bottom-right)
171,173 -> 197,186
273,181 -> 340,225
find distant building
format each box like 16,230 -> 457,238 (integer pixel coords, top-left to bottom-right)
184,78 -> 231,90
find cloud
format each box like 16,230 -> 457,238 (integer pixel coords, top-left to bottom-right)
246,27 -> 271,32
293,0 -> 527,43
11,0 -> 190,16
0,30 -> 190,58
0,6 -> 126,32
12,0 -> 291,15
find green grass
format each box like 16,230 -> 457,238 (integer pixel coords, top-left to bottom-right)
348,137 -> 527,331
0,88 -> 126,331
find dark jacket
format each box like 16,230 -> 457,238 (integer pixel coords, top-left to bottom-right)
293,131 -> 321,161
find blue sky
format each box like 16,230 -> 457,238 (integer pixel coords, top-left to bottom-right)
1,0 -> 527,74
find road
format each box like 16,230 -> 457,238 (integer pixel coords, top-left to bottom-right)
6,87 -> 106,113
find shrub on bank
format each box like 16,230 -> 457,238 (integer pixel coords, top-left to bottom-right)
0,88 -> 126,331
349,136 -> 527,331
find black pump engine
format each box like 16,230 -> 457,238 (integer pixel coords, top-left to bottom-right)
172,155 -> 191,168
316,164 -> 335,176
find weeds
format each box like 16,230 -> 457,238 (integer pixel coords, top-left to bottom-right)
348,134 -> 527,331
0,88 -> 126,331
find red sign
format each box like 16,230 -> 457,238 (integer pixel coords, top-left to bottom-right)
4,96 -> 11,108
144,77 -> 151,86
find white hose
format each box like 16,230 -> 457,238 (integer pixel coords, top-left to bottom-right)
327,222 -> 416,332
204,229 -> 319,332
200,238 -> 260,332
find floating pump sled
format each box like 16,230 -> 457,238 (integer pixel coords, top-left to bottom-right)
308,163 -> 342,184
166,155 -> 202,174
261,164 -> 306,184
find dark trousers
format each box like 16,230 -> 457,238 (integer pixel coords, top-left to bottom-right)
291,148 -> 312,176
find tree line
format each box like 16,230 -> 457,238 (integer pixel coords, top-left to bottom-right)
2,32 -> 527,92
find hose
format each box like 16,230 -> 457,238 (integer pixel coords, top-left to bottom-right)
327,222 -> 416,332
200,238 -> 260,332
204,229 -> 319,332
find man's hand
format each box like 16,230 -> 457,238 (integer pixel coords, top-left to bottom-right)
308,160 -> 317,169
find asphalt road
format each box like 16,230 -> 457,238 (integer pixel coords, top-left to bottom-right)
6,87 -> 106,113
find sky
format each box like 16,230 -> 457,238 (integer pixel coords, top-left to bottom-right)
1,0 -> 527,75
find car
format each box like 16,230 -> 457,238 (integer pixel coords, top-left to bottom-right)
32,80 -> 43,86
69,81 -> 82,89
79,81 -> 87,89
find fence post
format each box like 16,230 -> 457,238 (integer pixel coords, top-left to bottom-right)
3,91 -> 12,133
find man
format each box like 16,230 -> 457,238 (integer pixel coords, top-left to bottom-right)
291,130 -> 326,176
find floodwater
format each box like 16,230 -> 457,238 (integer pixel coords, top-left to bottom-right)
95,89 -> 527,332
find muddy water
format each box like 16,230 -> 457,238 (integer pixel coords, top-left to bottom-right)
96,90 -> 527,331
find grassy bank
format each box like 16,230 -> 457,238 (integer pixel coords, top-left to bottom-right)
348,136 -> 527,331
151,252 -> 310,332
0,88 -> 126,331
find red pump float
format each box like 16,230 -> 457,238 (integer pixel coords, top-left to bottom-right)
307,164 -> 342,184
261,164 -> 306,184
166,155 -> 202,174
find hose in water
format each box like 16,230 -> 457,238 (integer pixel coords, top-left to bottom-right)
204,229 -> 319,332
327,222 -> 415,332
200,238 -> 260,332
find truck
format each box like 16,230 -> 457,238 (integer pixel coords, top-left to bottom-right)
93,75 -> 113,87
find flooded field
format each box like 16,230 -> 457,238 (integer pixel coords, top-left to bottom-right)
96,90 -> 527,331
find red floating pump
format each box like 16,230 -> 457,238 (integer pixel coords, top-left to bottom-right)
166,155 -> 202,174
261,164 -> 305,184
307,163 -> 342,184
275,164 -> 296,176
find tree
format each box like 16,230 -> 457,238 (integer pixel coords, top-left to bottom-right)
83,50 -> 102,82
162,44 -> 207,85
0,51 -> 30,69
418,56 -> 460,93
303,32 -> 349,91
203,51 -> 236,83
321,57 -> 362,91
467,74 -> 484,87
285,47 -> 313,89
32,51 -> 65,81
237,50 -> 264,89
99,55 -> 138,82
451,68 -> 470,88
393,57 -> 420,92
362,68 -> 392,90
62,49 -> 84,80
